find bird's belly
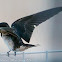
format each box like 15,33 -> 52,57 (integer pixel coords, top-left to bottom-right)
2,35 -> 14,50
15,46 -> 28,51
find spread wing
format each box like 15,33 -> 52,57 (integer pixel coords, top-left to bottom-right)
11,7 -> 62,43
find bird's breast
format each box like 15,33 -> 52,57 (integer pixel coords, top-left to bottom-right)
2,34 -> 14,50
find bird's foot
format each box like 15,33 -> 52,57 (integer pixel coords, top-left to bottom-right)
7,52 -> 9,57
7,50 -> 11,57
14,51 -> 16,56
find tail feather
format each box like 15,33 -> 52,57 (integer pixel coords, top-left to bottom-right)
23,43 -> 40,48
24,44 -> 36,47
60,7 -> 62,11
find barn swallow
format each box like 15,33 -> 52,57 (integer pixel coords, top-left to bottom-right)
0,7 -> 62,57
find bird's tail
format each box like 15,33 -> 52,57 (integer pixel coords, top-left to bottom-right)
60,7 -> 62,10
24,43 -> 40,48
24,44 -> 36,47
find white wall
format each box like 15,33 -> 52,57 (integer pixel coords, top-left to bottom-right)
0,0 -> 62,54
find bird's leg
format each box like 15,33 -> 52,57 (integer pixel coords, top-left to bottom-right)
14,51 -> 16,56
7,50 -> 11,57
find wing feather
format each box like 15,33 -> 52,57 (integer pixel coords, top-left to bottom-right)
11,7 -> 62,43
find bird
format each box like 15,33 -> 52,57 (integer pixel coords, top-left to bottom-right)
0,7 -> 62,57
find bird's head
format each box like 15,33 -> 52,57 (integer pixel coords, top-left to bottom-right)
0,22 -> 10,34
0,22 -> 9,27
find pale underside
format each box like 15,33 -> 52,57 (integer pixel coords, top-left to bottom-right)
2,33 -> 29,52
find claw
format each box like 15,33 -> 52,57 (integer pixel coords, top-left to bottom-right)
7,50 -> 11,57
14,51 -> 16,56
7,52 -> 9,57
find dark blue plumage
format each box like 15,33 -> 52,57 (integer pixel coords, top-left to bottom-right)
11,7 -> 62,43
0,7 -> 62,56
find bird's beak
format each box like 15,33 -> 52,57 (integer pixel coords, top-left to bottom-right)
0,28 -> 6,37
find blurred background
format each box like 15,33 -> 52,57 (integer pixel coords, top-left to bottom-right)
0,0 -> 62,62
